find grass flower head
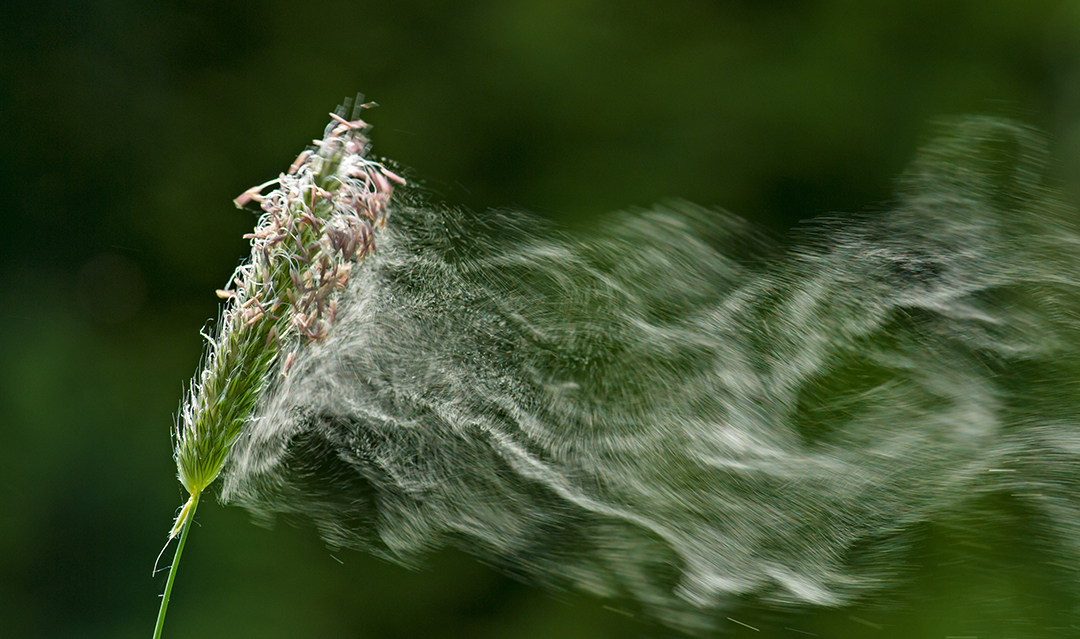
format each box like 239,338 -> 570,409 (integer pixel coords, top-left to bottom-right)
155,101 -> 403,638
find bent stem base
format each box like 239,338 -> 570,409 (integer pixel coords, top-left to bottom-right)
153,493 -> 199,639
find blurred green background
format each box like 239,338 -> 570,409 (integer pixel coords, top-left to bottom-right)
2,1 -> 1080,637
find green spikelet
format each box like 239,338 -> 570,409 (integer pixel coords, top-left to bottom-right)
154,102 -> 404,638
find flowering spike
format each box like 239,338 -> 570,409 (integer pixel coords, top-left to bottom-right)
158,107 -> 404,638
158,106 -> 403,638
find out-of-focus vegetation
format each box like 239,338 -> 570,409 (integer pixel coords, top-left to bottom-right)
1,1 -> 1078,637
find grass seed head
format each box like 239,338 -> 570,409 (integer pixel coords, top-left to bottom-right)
172,105 -> 402,505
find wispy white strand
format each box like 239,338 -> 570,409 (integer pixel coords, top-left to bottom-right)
217,117 -> 1080,635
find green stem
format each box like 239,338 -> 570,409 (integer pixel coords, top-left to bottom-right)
153,493 -> 199,639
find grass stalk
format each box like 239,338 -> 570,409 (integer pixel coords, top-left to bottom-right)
153,493 -> 199,639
